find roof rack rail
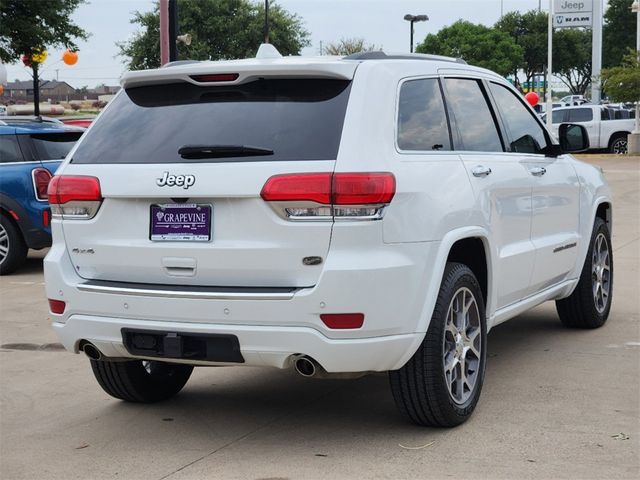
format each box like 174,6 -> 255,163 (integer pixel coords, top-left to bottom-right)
343,51 -> 467,65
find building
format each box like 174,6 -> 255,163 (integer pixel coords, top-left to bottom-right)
2,80 -> 76,102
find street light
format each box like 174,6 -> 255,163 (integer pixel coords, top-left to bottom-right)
404,14 -> 429,53
631,1 -> 639,135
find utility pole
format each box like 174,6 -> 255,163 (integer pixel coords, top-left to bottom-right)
159,0 -> 170,65
591,0 -> 603,103
168,0 -> 178,62
546,0 -> 553,130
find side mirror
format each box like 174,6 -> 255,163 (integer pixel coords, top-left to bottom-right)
558,123 -> 590,153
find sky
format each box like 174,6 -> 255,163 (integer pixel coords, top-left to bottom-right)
4,0 -> 605,88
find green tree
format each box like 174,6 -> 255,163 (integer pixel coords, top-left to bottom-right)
601,50 -> 640,102
0,0 -> 88,115
603,0 -> 636,68
553,28 -> 592,95
118,0 -> 310,70
415,20 -> 523,77
495,10 -> 548,85
323,38 -> 377,56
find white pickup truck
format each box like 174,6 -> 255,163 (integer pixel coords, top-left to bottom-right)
547,105 -> 634,154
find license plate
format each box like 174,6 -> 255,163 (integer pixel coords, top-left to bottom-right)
150,204 -> 211,241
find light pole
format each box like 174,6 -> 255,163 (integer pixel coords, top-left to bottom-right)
632,1 -> 639,135
403,14 -> 429,53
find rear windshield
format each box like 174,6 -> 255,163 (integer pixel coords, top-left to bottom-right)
29,132 -> 83,160
71,79 -> 352,164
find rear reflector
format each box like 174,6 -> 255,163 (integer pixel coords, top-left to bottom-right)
320,313 -> 365,329
48,299 -> 66,315
190,73 -> 239,82
32,168 -> 53,201
42,209 -> 50,228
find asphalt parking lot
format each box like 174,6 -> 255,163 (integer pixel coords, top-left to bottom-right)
1,155 -> 638,480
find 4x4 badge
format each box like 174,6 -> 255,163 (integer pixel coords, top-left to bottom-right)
156,172 -> 196,189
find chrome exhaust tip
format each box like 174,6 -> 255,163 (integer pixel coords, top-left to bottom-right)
294,356 -> 318,377
82,343 -> 102,361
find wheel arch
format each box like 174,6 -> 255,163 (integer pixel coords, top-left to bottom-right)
417,227 -> 494,333
609,131 -> 630,148
559,196 -> 613,300
392,227 -> 494,372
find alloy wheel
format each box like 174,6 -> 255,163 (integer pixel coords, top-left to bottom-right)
443,287 -> 482,405
612,139 -> 628,154
0,223 -> 9,266
592,233 -> 611,313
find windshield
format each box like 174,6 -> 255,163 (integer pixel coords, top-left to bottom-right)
71,79 -> 352,164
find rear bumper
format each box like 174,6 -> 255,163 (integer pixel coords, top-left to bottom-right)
44,229 -> 438,372
53,315 -> 422,372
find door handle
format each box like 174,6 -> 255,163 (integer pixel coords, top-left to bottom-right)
530,166 -> 547,176
472,165 -> 492,177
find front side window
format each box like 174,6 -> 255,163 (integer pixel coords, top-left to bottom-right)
489,82 -> 548,154
443,78 -> 503,152
566,108 -> 593,122
397,78 -> 451,151
0,135 -> 23,163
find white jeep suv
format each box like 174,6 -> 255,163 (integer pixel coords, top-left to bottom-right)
44,49 -> 613,427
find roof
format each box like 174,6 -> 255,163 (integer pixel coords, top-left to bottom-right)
0,117 -> 84,135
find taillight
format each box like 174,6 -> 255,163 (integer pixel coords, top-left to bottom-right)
48,175 -> 102,219
48,299 -> 66,314
32,168 -> 53,201
261,172 -> 395,221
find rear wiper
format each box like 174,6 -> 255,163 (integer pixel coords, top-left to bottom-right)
178,144 -> 274,159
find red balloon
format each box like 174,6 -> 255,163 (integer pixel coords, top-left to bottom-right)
21,54 -> 32,67
524,91 -> 539,107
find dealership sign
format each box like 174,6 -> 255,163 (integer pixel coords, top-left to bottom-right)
553,0 -> 593,28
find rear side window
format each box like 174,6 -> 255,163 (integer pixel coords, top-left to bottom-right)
0,135 -> 23,163
29,132 -> 83,160
71,79 -> 352,164
566,108 -> 593,122
443,78 -> 503,152
397,78 -> 451,151
488,82 -> 548,154
552,110 -> 565,124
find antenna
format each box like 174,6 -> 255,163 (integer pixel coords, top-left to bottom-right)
264,0 -> 269,43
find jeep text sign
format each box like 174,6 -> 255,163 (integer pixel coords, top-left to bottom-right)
553,0 -> 593,13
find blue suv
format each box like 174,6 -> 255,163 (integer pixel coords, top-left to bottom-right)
0,117 -> 83,274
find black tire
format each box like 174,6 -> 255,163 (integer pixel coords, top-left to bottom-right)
0,214 -> 28,275
556,217 -> 613,329
609,134 -> 628,154
90,358 -> 193,402
389,262 -> 487,427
